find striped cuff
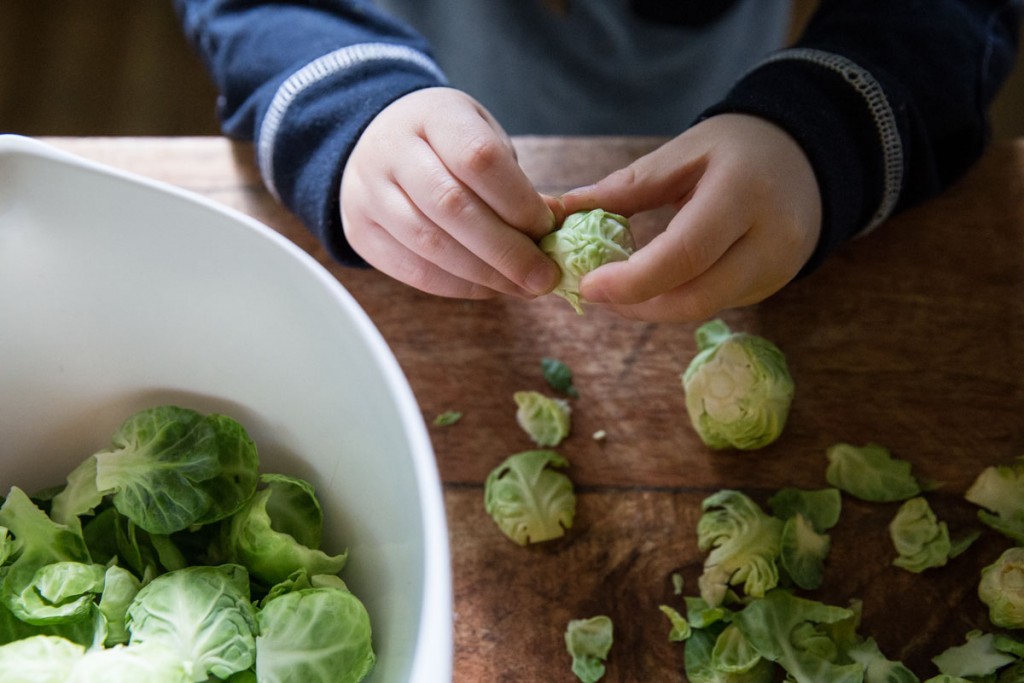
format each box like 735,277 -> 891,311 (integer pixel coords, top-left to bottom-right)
256,42 -> 447,201
755,48 -> 903,237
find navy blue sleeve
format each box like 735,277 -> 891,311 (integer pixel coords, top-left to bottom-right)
174,0 -> 447,265
699,0 -> 1022,274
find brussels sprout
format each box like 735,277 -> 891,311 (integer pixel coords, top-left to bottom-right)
682,320 -> 794,451
564,615 -> 613,683
697,490 -> 783,606
540,209 -> 635,314
484,450 -> 576,545
514,390 -> 571,447
979,546 -> 1024,629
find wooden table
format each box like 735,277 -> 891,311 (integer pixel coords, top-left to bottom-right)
44,136 -> 1024,681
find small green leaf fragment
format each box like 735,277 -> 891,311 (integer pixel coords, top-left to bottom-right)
432,411 -> 463,427
658,605 -> 691,642
541,357 -> 579,397
484,450 -> 575,545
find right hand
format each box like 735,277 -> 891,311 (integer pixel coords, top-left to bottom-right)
339,87 -> 562,299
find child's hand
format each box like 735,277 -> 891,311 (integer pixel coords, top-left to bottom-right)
339,87 -> 561,299
560,114 -> 822,322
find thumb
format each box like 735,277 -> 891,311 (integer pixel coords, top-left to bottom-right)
559,140 -> 707,217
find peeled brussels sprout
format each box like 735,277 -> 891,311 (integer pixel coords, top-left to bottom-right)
682,319 -> 794,450
540,209 -> 635,314
979,547 -> 1024,629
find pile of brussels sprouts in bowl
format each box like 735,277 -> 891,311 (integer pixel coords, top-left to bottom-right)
0,405 -> 375,682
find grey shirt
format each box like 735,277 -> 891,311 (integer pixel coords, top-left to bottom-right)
375,0 -> 790,135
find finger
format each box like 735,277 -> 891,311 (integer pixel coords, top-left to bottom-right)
559,138 -> 707,217
345,174 -> 533,298
596,233 -> 796,323
423,106 -> 555,240
346,213 -> 504,300
392,137 -> 560,295
580,175 -> 750,304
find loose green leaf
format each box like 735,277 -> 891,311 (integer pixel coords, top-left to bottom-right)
541,357 -> 579,397
732,590 -> 863,683
825,443 -> 921,502
0,488 -> 92,625
932,631 -> 1017,678
126,564 -> 257,681
658,605 -> 691,642
256,584 -> 375,683
565,615 -> 613,683
965,456 -> 1024,543
484,450 -> 575,545
889,497 -> 951,573
844,637 -> 919,683
514,390 -> 571,447
432,411 -> 463,426
683,627 -> 776,683
779,513 -> 831,590
223,474 -> 347,587
768,488 -> 842,532
697,490 -> 783,606
711,623 -> 763,674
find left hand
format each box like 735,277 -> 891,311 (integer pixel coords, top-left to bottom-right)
559,114 -> 822,322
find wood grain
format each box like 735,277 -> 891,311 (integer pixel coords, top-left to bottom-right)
40,136 -> 1024,681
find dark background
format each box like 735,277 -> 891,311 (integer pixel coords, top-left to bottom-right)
1,1 -> 1021,138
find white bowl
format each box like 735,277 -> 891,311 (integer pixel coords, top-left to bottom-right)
0,135 -> 452,682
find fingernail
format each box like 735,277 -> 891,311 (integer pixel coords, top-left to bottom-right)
581,281 -> 608,304
527,261 -> 560,296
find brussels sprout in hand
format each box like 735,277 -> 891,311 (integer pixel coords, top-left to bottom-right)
484,450 -> 575,545
682,319 -> 794,450
979,547 -> 1024,629
540,209 -> 635,314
